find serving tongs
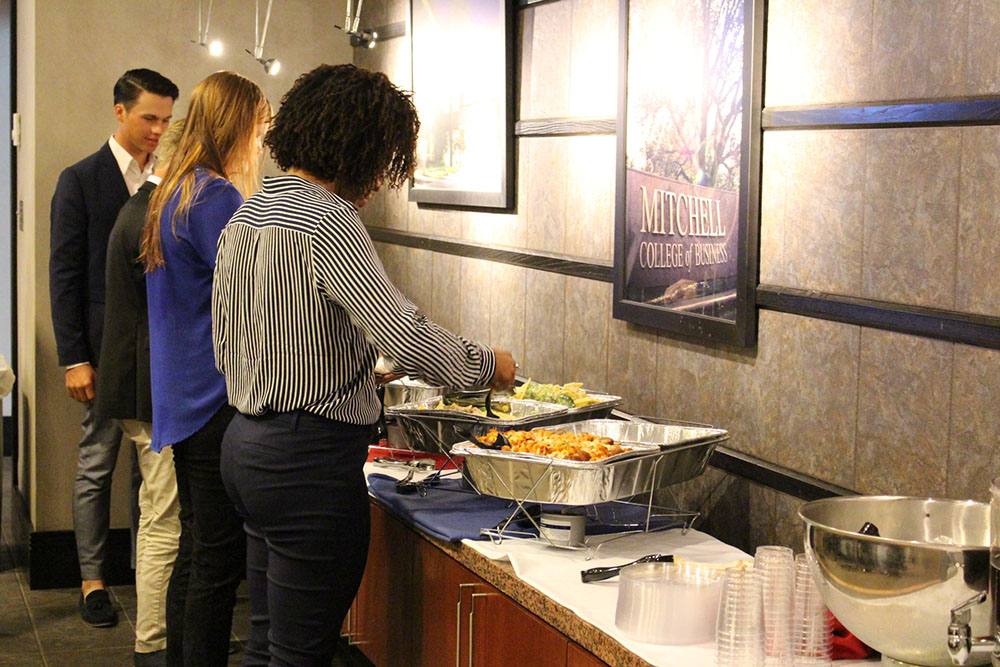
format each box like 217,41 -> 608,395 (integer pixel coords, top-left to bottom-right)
372,457 -> 436,471
394,469 -> 444,496
580,553 -> 674,583
442,388 -> 509,419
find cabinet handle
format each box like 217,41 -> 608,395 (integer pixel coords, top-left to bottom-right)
457,583 -> 478,667
469,592 -> 495,667
341,607 -> 351,639
348,601 -> 361,646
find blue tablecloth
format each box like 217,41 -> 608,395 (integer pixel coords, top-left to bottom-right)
367,473 -> 685,543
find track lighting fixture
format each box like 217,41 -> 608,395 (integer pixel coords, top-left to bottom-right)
193,0 -> 224,57
248,0 -> 281,76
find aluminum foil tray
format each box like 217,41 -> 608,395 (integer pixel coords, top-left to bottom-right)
382,377 -> 445,409
450,419 -> 728,505
386,398 -> 570,453
561,391 -> 623,419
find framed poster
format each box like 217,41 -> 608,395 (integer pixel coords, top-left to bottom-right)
613,0 -> 763,346
409,0 -> 515,210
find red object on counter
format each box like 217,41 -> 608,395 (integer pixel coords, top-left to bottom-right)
830,612 -> 875,660
367,444 -> 462,470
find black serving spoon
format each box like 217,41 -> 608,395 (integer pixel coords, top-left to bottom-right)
580,554 -> 674,583
458,427 -> 510,450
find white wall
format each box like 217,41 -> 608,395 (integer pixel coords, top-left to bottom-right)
1,0 -> 11,418
17,0 -> 353,531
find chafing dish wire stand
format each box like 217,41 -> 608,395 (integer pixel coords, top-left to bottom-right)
476,455 -> 702,559
453,418 -> 728,557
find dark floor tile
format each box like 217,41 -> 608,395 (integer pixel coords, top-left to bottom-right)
31,601 -> 135,653
0,602 -> 40,655
16,581 -> 82,610
0,568 -> 26,610
0,653 -> 45,666
109,584 -> 137,606
227,640 -> 244,665
231,594 -> 251,643
44,645 -> 135,666
109,584 -> 138,624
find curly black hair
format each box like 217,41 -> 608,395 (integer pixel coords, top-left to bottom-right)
265,64 -> 419,201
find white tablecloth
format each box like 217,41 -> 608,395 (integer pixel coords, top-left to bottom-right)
365,462 -> 877,666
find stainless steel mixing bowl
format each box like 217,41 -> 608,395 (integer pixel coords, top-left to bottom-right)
799,496 -> 991,667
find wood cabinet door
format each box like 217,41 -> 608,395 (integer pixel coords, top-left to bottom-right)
411,536 -> 487,666
566,642 -> 609,667
469,591 -> 568,667
354,502 -> 416,666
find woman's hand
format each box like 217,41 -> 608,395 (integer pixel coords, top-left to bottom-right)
489,349 -> 517,390
375,372 -> 405,385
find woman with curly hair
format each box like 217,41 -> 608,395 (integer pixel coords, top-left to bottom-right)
212,63 -> 516,665
141,70 -> 270,666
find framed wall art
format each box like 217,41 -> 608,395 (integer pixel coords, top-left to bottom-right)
613,0 -> 763,346
408,0 -> 515,210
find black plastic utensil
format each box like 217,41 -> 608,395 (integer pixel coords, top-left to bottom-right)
394,469 -> 416,494
580,554 -> 674,583
858,521 -> 880,537
444,388 -> 501,419
458,427 -> 509,450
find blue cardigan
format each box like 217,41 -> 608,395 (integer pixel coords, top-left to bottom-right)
147,169 -> 242,451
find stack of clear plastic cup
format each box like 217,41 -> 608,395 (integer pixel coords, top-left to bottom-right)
754,546 -> 794,666
716,567 -> 764,667
792,553 -> 832,666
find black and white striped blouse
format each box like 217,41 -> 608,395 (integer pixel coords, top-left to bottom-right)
212,175 -> 496,425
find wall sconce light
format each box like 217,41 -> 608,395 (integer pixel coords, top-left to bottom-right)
193,0 -> 224,56
247,0 -> 281,76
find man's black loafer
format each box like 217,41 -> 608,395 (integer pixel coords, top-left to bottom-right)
79,589 -> 118,627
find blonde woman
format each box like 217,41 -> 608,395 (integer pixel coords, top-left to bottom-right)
141,70 -> 269,666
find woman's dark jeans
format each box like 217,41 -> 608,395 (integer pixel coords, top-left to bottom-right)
221,411 -> 371,667
166,404 -> 245,666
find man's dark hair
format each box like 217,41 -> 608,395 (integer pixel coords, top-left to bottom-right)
265,64 -> 419,200
113,69 -> 179,108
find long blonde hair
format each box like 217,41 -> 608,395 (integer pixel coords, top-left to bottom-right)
141,71 -> 270,270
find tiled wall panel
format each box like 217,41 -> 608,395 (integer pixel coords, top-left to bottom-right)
358,0 -> 1000,557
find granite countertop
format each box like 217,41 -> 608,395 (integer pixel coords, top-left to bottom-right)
372,496 -> 654,667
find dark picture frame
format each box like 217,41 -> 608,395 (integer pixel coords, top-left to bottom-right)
408,0 -> 516,210
613,0 -> 763,346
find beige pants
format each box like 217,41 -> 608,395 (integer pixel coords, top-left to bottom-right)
121,419 -> 180,654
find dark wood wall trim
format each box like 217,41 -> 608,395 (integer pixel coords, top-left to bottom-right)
515,117 -> 616,137
28,529 -> 135,590
366,226 -> 614,282
757,285 -> 1000,350
367,227 -> 1000,350
709,446 -> 854,502
763,96 -> 1000,130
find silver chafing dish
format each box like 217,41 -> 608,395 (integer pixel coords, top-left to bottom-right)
451,419 -> 728,505
381,377 -> 446,408
386,398 -> 570,453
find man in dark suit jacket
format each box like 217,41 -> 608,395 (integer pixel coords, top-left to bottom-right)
94,118 -> 184,665
49,68 -> 177,629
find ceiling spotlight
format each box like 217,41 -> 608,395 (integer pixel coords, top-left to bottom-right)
248,0 -> 280,76
193,0 -> 222,56
244,49 -> 281,76
262,58 -> 281,75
